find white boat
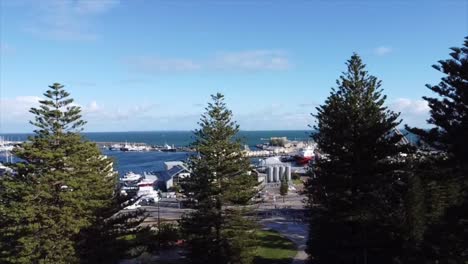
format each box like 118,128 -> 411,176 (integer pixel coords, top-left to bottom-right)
123,179 -> 160,210
121,172 -> 142,182
134,145 -> 150,151
109,144 -> 122,150
294,145 -> 315,165
0,137 -> 15,163
120,143 -> 149,152
0,145 -> 14,152
137,179 -> 161,201
161,143 -> 176,152
120,143 -> 134,151
0,137 -> 15,152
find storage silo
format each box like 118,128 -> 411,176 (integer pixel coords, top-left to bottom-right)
267,166 -> 274,183
286,166 -> 291,182
279,166 -> 285,181
273,166 -> 279,182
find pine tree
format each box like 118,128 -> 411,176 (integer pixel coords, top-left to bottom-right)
407,37 -> 468,170
180,93 -> 258,264
0,83 -> 146,263
305,54 -> 407,264
279,178 -> 288,203
76,195 -> 151,264
407,36 -> 468,263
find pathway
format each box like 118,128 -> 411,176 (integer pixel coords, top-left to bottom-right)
260,216 -> 308,264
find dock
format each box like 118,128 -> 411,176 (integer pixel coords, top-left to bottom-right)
95,142 -> 147,147
244,150 -> 282,158
96,141 -> 196,152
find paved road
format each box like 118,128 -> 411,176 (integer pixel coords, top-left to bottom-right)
258,191 -> 309,263
124,191 -> 310,263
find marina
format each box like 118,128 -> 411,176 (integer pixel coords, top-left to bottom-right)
95,142 -> 195,152
1,132 -> 316,214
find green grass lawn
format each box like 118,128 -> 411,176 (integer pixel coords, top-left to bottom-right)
254,230 -> 297,264
292,178 -> 303,185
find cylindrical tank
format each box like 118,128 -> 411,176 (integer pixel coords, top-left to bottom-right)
279,166 -> 285,181
286,166 -> 291,182
273,166 -> 279,182
267,166 -> 274,183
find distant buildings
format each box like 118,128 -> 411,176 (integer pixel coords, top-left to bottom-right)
157,161 -> 190,191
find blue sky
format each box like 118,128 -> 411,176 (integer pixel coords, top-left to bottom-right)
1,0 -> 467,132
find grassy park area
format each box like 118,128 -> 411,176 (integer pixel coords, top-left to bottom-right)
254,230 -> 297,264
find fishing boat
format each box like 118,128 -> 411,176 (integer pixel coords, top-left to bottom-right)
294,145 -> 315,165
161,143 -> 176,152
121,171 -> 142,182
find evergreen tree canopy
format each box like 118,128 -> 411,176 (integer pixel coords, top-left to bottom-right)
0,83 -> 144,264
406,37 -> 468,264
306,54 -> 406,264
280,178 -> 288,202
180,93 -> 258,264
407,37 -> 468,170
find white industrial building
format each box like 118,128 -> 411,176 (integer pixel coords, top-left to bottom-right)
158,161 -> 190,191
256,156 -> 292,184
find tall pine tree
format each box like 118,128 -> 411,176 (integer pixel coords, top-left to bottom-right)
180,93 -> 258,264
0,83 -> 147,263
407,36 -> 468,263
306,54 -> 406,264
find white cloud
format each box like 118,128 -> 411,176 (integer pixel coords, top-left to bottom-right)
22,0 -> 119,41
82,101 -> 159,121
123,50 -> 292,73
0,95 -> 162,132
211,50 -> 292,71
374,46 -> 393,56
74,0 -> 119,14
85,101 -> 101,113
390,98 -> 430,127
0,96 -> 41,131
0,96 -> 41,118
124,57 -> 202,73
235,103 -> 314,130
0,96 -> 95,125
391,98 -> 429,115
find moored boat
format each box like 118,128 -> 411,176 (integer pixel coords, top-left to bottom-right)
121,171 -> 142,182
294,145 -> 315,165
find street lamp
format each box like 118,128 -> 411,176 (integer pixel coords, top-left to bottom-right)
157,190 -> 162,250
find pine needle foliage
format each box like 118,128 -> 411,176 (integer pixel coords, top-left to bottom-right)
407,37 -> 468,170
280,178 -> 288,203
0,83 -> 147,264
180,93 -> 258,264
305,54 -> 406,264
406,36 -> 468,264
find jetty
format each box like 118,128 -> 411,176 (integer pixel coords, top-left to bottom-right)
95,142 -> 147,147
96,142 -> 196,152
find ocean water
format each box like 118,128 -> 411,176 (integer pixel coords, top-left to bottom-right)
0,130 -> 313,147
1,130 -> 311,175
0,148 -> 191,175
101,150 -> 192,174
1,130 -> 418,175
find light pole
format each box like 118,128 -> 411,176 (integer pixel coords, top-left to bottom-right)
157,190 -> 161,250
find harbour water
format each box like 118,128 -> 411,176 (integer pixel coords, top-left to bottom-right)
1,130 -> 418,175
0,130 -> 311,175
102,150 -> 192,174
0,130 -> 312,147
